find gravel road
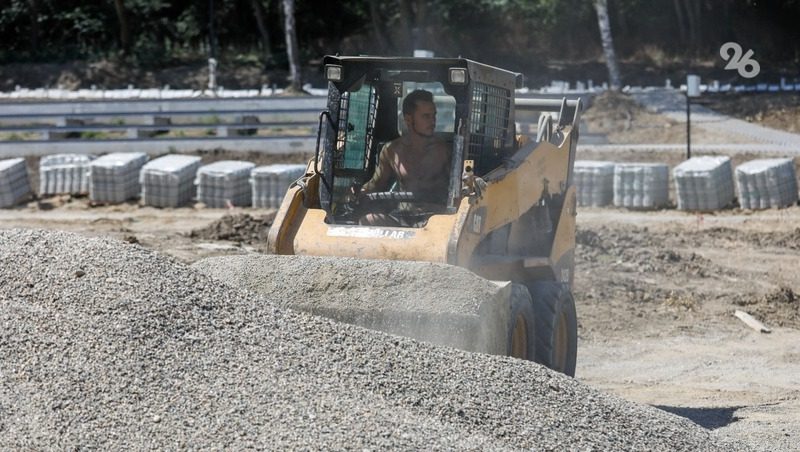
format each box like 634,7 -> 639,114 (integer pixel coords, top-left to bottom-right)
0,228 -> 751,450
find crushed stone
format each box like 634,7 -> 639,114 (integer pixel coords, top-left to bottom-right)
0,228 -> 750,450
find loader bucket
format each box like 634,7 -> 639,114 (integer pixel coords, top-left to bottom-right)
192,254 -> 517,356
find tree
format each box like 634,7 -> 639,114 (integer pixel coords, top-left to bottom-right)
593,0 -> 621,90
250,0 -> 273,66
28,0 -> 41,51
281,0 -> 302,92
369,1 -> 391,54
113,0 -> 131,55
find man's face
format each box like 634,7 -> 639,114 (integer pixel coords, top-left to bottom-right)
405,100 -> 436,138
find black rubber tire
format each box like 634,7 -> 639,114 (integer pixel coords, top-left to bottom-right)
528,282 -> 578,377
507,284 -> 537,361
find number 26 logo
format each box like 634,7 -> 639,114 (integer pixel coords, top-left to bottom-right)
720,42 -> 760,79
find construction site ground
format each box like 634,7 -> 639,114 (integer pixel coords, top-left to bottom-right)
2,91 -> 799,449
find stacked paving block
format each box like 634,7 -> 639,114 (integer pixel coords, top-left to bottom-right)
39,154 -> 93,195
0,158 -> 32,208
196,160 -> 255,208
88,152 -> 149,204
251,164 -> 306,208
673,156 -> 735,211
140,154 -> 202,207
574,161 -> 615,207
735,158 -> 798,209
613,163 -> 670,209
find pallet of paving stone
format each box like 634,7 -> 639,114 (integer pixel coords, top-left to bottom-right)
140,154 -> 202,208
88,152 -> 149,204
574,161 -> 615,207
0,158 -> 32,208
735,158 -> 798,209
251,164 -> 307,209
613,163 -> 670,209
39,154 -> 94,196
673,156 -> 734,211
195,160 -> 255,208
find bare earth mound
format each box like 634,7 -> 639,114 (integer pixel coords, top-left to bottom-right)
0,229 -> 748,450
189,213 -> 275,244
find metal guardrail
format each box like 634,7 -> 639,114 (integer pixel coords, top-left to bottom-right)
0,94 -> 594,158
0,96 -> 327,117
0,97 -> 326,157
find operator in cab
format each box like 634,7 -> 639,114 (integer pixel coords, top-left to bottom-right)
355,89 -> 451,226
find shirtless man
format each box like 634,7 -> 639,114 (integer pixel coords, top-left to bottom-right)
357,89 -> 451,226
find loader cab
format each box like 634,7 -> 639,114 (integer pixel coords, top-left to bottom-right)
316,56 -> 523,226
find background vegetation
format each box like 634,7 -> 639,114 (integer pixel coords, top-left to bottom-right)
1,0 -> 798,87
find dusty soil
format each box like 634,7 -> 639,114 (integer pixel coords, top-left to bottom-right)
584,91 -> 767,144
574,208 -> 800,450
703,92 -> 800,134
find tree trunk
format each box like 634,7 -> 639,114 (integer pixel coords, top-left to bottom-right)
672,0 -> 687,45
593,0 -> 622,90
281,0 -> 302,92
208,0 -> 217,59
397,0 -> 414,54
113,0 -> 131,54
691,0 -> 703,51
681,0 -> 696,52
250,0 -> 273,65
369,1 -> 391,54
412,0 -> 428,50
27,0 -> 41,51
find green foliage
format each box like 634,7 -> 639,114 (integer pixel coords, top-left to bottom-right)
0,0 -> 798,68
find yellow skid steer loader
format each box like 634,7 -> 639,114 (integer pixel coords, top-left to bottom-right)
196,56 -> 581,376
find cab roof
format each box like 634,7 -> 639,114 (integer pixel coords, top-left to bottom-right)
322,55 -> 523,90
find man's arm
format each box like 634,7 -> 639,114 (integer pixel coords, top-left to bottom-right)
360,143 -> 393,193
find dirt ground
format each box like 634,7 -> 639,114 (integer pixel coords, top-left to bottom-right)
2,94 -> 799,449
704,92 -> 800,134
583,90 -> 800,144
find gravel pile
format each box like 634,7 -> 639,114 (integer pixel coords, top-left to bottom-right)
192,254 -> 513,355
0,229 -> 749,450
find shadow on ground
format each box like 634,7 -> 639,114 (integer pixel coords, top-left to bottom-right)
655,405 -> 743,430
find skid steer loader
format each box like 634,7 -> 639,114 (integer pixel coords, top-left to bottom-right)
196,56 -> 581,376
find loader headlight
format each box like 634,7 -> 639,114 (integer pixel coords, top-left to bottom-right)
326,65 -> 343,82
449,68 -> 467,85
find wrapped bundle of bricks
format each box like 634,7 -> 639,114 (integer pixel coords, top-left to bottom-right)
735,158 -> 798,209
196,160 -> 255,208
613,163 -> 669,209
140,155 -> 202,208
251,164 -> 307,208
39,154 -> 93,196
574,161 -> 615,207
0,158 -> 31,208
673,156 -> 734,211
88,152 -> 149,204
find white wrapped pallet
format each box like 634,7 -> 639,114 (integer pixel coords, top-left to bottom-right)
251,164 -> 306,208
673,156 -> 734,211
574,161 -> 615,207
88,152 -> 148,204
0,158 -> 31,208
140,154 -> 202,208
39,154 -> 93,195
196,160 -> 255,208
736,158 -> 798,209
613,163 -> 669,209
